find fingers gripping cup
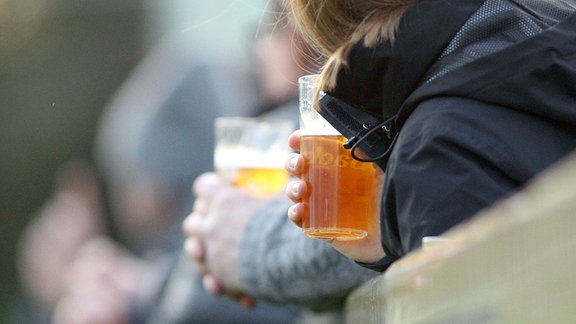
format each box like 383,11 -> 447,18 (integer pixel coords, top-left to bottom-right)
298,75 -> 383,241
214,117 -> 295,197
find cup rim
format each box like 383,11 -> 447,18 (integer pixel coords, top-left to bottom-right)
215,116 -> 294,127
298,74 -> 320,85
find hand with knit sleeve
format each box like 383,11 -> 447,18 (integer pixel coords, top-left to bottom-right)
183,172 -> 378,312
239,199 -> 378,311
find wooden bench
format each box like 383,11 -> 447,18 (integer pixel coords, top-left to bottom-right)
345,151 -> 576,323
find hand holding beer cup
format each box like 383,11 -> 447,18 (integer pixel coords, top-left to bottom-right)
184,117 -> 295,305
284,75 -> 386,263
184,172 -> 268,308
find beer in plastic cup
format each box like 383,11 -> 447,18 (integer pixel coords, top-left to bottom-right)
214,117 -> 294,197
298,75 -> 383,241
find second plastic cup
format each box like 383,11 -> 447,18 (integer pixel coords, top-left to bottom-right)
214,117 -> 295,197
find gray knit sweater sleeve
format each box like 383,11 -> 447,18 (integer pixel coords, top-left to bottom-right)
239,198 -> 378,311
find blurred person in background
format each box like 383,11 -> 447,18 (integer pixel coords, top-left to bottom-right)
18,28 -> 301,323
16,161 -> 105,323
15,1 -> 298,323
17,0 -> 311,323
1,1 -> 142,320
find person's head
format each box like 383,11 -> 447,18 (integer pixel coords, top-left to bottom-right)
287,0 -> 416,92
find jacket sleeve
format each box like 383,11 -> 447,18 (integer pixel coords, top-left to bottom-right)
381,96 -> 576,257
382,99 -> 517,257
238,198 -> 378,312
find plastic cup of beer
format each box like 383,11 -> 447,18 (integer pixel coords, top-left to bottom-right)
298,75 -> 383,241
214,117 -> 295,197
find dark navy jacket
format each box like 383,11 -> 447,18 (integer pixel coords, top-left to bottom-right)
318,0 -> 576,271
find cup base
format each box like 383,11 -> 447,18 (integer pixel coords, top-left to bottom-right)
304,228 -> 367,241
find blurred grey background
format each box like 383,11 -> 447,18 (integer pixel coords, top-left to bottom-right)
0,0 -> 265,321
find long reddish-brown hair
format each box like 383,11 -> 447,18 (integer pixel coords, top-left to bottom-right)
286,0 -> 416,92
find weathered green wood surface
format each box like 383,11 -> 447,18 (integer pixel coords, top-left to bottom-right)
346,151 -> 576,324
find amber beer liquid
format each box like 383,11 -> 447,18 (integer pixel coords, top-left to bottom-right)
301,134 -> 382,240
214,117 -> 294,197
214,148 -> 290,197
216,165 -> 289,197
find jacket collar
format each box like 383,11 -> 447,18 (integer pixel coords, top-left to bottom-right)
327,0 -> 487,119
319,0 -> 486,167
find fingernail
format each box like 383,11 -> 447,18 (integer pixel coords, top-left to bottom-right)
291,182 -> 300,195
288,205 -> 297,219
185,238 -> 201,259
289,156 -> 298,169
203,275 -> 221,295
